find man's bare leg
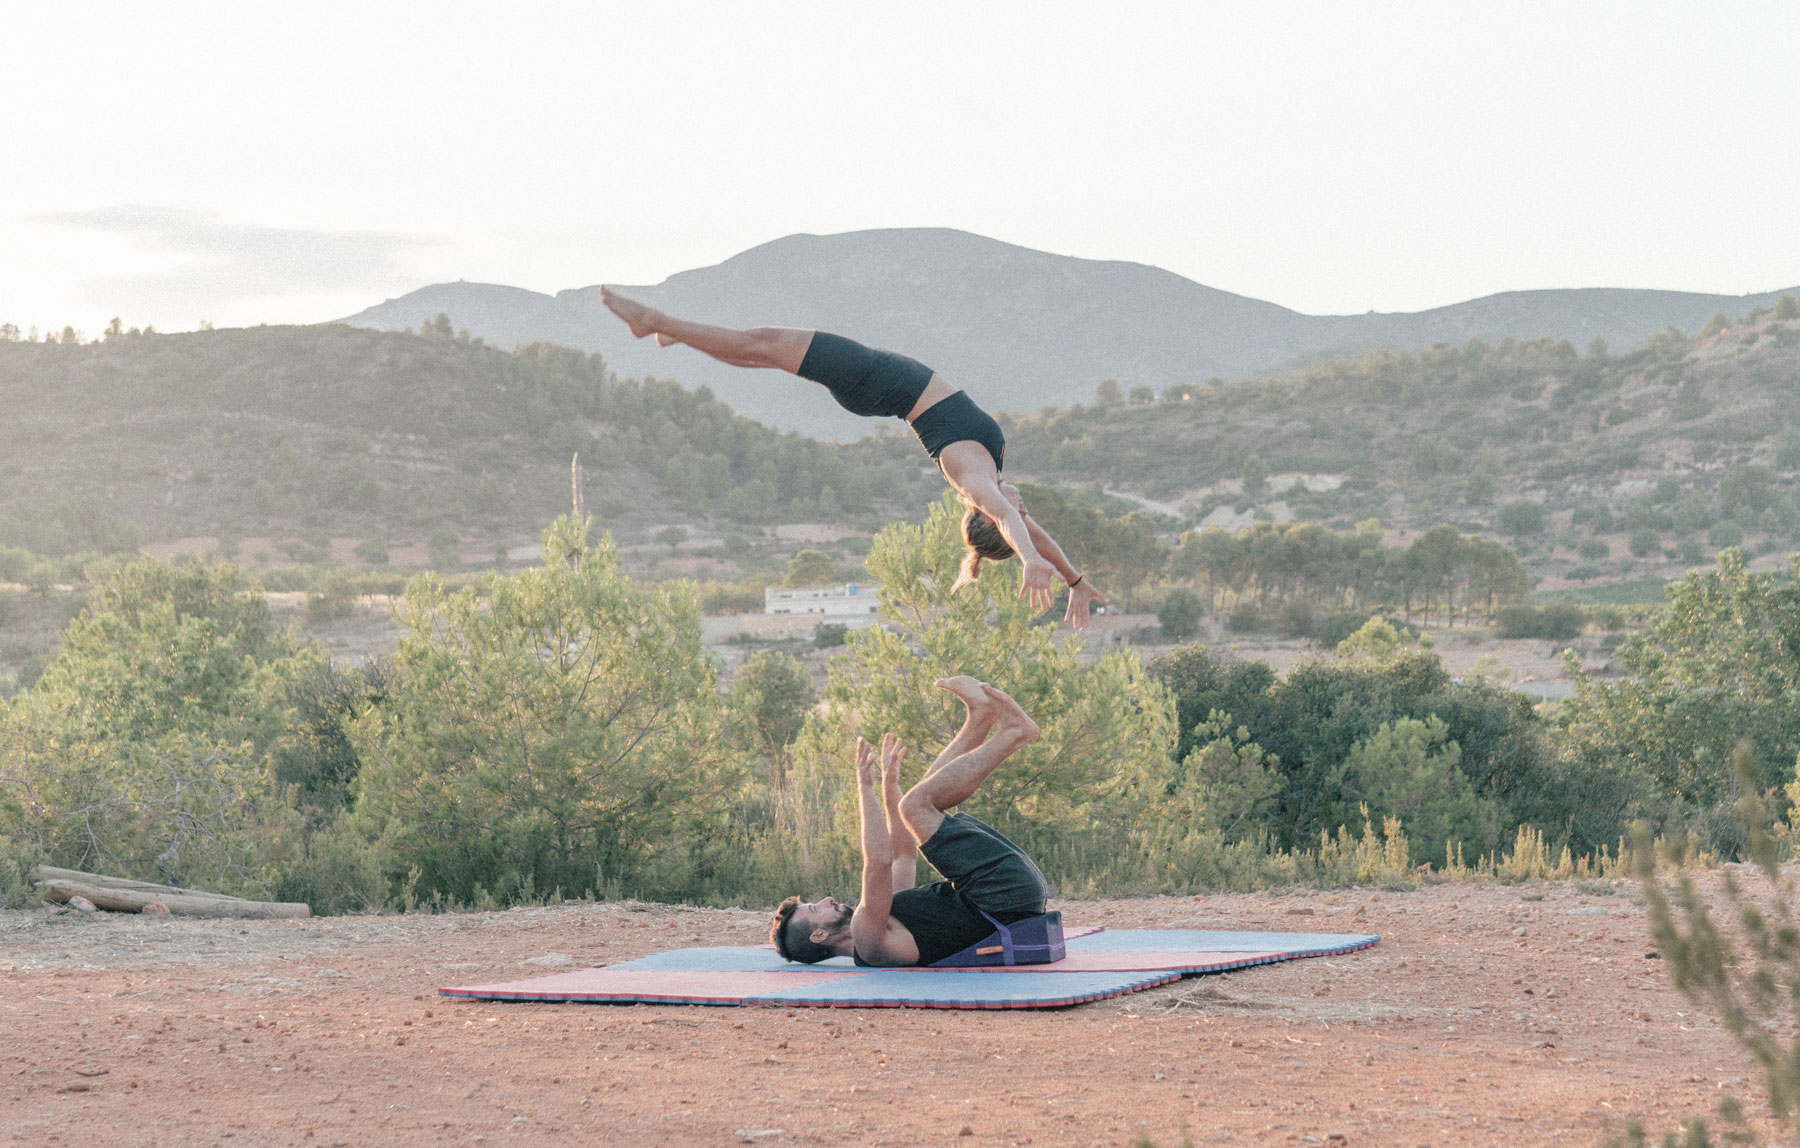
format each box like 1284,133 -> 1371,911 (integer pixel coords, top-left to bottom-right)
600,287 -> 812,372
924,676 -> 1000,779
899,684 -> 1038,844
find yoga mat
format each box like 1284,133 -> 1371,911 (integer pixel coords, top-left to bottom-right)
1068,929 -> 1379,957
438,968 -> 857,1004
747,968 -> 1180,1009
440,927 -> 1380,1009
441,966 -> 1178,1009
609,945 -> 1288,976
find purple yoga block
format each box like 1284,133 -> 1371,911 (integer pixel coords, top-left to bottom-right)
932,911 -> 1066,967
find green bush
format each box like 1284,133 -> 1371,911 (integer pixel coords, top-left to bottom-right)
1628,529 -> 1659,558
354,537 -> 389,566
1157,588 -> 1205,641
1148,643 -> 1556,853
1494,603 -> 1585,640
0,834 -> 46,908
348,518 -> 745,906
305,569 -> 359,623
1273,598 -> 1315,639
1497,501 -> 1546,536
1312,612 -> 1373,649
1561,549 -> 1800,808
1708,520 -> 1744,549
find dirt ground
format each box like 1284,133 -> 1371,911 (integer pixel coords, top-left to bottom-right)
2,878 -> 1779,1148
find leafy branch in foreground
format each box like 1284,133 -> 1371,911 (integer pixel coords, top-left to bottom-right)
1625,742 -> 1800,1147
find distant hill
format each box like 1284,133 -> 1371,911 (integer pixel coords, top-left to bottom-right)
999,305 -> 1800,593
342,228 -> 1799,438
2,300 -> 1796,600
0,325 -> 932,559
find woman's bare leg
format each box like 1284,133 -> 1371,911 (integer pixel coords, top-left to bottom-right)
601,287 -> 812,373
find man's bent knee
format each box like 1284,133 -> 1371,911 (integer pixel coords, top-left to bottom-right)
899,788 -> 945,840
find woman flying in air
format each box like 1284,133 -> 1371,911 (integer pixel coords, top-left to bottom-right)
600,288 -> 1108,629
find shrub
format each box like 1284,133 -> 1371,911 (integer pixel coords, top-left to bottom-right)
784,549 -> 836,588
1312,612 -> 1372,649
1577,539 -> 1610,561
813,622 -> 848,649
1497,501 -> 1546,536
1494,603 -> 1585,640
347,518 -> 745,906
699,580 -> 765,615
305,569 -> 359,623
0,834 -> 46,908
1628,529 -> 1659,558
1337,617 -> 1409,660
427,530 -> 460,572
1273,598 -> 1314,639
1708,520 -> 1744,549
1226,608 -> 1265,634
354,537 -> 389,566
1157,588 -> 1205,641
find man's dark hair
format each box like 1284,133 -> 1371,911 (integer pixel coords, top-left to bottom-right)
770,896 -> 834,964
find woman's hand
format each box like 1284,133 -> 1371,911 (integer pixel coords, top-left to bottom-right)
1020,558 -> 1057,613
1064,579 -> 1108,631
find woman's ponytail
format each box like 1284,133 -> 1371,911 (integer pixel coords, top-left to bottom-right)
954,507 -> 1014,593
952,548 -> 984,592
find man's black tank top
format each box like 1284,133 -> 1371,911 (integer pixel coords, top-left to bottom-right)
853,881 -> 994,967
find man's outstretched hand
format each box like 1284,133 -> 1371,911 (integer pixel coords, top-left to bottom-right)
1064,579 -> 1109,631
879,732 -> 905,791
854,736 -> 880,790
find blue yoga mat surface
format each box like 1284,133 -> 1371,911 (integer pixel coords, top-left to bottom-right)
441,926 -> 1380,1009
1069,929 -> 1378,956
745,969 -> 1180,1009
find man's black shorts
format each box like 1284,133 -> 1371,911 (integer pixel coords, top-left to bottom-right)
919,812 -> 1047,921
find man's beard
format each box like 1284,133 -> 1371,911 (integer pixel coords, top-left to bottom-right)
832,902 -> 854,929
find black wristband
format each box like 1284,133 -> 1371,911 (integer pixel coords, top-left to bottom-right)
1068,573 -> 1084,589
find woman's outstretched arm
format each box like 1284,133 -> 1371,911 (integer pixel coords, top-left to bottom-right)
1019,510 -> 1109,631
939,444 -> 1056,611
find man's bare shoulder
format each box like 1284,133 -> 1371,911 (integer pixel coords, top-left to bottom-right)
852,913 -> 921,967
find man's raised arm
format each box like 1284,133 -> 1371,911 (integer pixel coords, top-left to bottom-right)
881,735 -> 919,893
850,736 -> 896,959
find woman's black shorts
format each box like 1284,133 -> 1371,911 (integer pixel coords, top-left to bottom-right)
797,331 -> 1005,471
797,331 -> 933,419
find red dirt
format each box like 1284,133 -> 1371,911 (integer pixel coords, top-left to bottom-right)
0,879 -> 1777,1146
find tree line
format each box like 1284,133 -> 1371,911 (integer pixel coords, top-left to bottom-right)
1,495 -> 1791,913
1018,483 -> 1531,625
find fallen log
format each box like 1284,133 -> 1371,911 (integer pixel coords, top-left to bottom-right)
31,868 -> 310,919
32,866 -> 251,902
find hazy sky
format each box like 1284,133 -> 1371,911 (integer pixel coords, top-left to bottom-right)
4,1 -> 1796,335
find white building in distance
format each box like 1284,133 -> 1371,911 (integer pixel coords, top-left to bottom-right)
764,583 -> 881,617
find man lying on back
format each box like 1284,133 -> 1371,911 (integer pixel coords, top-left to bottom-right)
770,677 -> 1046,967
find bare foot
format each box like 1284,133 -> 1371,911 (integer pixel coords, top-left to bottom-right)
934,675 -> 994,717
981,684 -> 1040,746
599,286 -> 663,340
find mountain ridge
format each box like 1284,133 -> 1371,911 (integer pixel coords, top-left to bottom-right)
342,228 -> 1798,437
